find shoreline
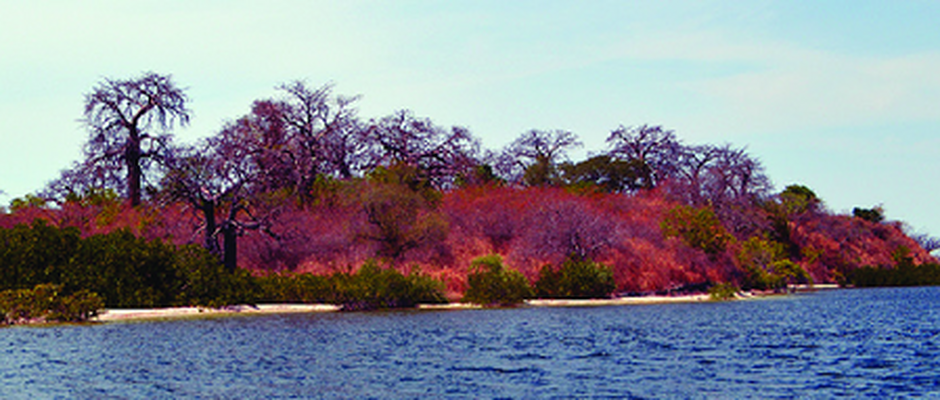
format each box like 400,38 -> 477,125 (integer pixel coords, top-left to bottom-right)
524,294 -> 711,307
89,284 -> 842,323
93,295 -> 712,322
93,304 -> 341,322
90,293 -> 719,323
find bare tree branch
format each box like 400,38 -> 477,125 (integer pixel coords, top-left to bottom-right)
81,72 -> 190,206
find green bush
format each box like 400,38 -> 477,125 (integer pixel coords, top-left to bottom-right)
0,284 -> 104,325
535,258 -> 616,299
463,255 -> 533,306
256,261 -> 447,311
850,250 -> 940,287
48,289 -> 104,322
65,229 -> 181,308
0,220 -> 81,291
850,263 -> 940,287
0,220 -> 451,311
172,245 -> 259,307
708,282 -> 739,301
256,273 -> 334,303
662,205 -> 732,256
0,284 -> 58,323
853,206 -> 884,223
737,236 -> 811,291
0,221 -> 262,309
402,268 -> 449,306
332,261 -> 447,310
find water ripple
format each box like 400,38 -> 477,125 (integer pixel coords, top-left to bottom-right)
1,287 -> 939,398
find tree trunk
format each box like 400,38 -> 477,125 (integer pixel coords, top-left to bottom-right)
201,201 -> 220,256
223,223 -> 237,273
126,132 -> 143,207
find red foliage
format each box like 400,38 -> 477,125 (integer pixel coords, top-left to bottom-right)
3,184 -> 934,295
791,214 -> 934,281
241,202 -> 374,274
440,186 -> 735,293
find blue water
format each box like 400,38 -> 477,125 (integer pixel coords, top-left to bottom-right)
2,287 -> 939,399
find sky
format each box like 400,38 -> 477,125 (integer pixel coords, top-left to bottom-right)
1,1 -> 939,236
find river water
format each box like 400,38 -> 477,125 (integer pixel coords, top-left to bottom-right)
2,287 -> 939,399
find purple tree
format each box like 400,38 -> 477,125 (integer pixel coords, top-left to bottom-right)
276,81 -> 366,183
365,110 -> 481,189
497,129 -> 582,186
672,144 -> 721,205
82,72 -> 190,206
606,124 -> 682,190
162,123 -> 280,271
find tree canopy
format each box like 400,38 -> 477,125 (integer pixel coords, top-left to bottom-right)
57,72 -> 191,206
3,71 -> 932,301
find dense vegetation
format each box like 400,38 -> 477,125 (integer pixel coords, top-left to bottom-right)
535,258 -> 617,299
2,71 -> 938,318
1,284 -> 103,325
256,261 -> 447,311
463,255 -> 533,306
0,220 -> 449,317
0,220 -> 256,311
849,248 -> 940,287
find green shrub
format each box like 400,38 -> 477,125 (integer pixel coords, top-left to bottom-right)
0,221 -> 261,309
65,229 -> 180,308
737,236 -> 811,291
535,258 -> 616,299
402,268 -> 449,306
662,205 -> 732,256
0,220 -> 81,291
708,282 -> 739,301
256,261 -> 447,311
334,261 -> 448,310
256,273 -> 333,303
850,261 -> 940,287
853,206 -> 884,223
48,290 -> 104,322
173,245 -> 259,307
0,284 -> 104,325
0,284 -> 58,323
843,246 -> 940,287
463,255 -> 533,306
0,220 -> 453,312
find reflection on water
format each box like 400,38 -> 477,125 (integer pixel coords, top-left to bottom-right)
2,287 -> 939,398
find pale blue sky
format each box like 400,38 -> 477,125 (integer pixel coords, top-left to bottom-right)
1,1 -> 939,236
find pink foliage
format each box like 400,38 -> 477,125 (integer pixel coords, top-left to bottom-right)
3,183 -> 935,295
792,214 -> 934,281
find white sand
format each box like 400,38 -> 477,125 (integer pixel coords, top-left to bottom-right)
525,294 -> 711,307
93,289 -> 817,323
418,303 -> 483,310
93,304 -> 340,322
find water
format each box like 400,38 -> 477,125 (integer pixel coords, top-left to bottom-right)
2,287 -> 939,399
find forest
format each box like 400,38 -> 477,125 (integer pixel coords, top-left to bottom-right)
2,72 -> 939,318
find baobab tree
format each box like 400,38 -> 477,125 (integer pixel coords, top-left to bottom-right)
162,122 -> 279,272
498,129 -> 582,186
699,144 -> 774,238
82,72 -> 190,206
671,144 -> 721,205
212,81 -> 366,201
278,81 -> 366,179
606,124 -> 682,190
365,110 -> 481,189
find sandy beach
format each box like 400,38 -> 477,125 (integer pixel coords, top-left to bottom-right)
81,284 -> 848,323
92,292 -> 730,322
93,304 -> 341,322
525,294 -> 712,307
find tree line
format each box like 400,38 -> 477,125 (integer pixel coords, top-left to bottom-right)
0,219 -> 617,322
35,72 -> 784,272
3,71 -> 938,315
